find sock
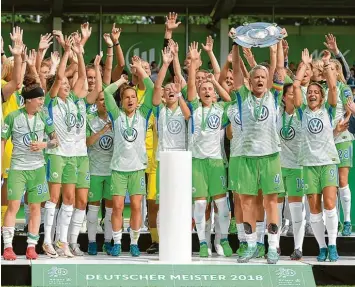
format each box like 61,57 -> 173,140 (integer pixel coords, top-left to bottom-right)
277,202 -> 284,245
87,205 -> 100,242
113,229 -> 122,244
245,232 -> 257,248
59,204 -> 73,243
325,208 -> 338,246
267,223 -> 279,250
256,221 -> 265,244
310,212 -> 327,249
54,208 -> 61,243
194,200 -> 207,242
24,203 -> 30,225
2,226 -> 15,249
214,211 -> 221,244
289,202 -> 305,251
40,207 -> 45,225
150,228 -> 159,243
104,207 -> 113,243
1,206 -> 8,226
68,208 -> 85,244
284,197 -> 292,224
339,185 -> 351,222
237,223 -> 246,242
130,228 -> 141,245
44,201 -> 56,244
205,218 -> 212,248
214,197 -> 230,238
27,233 -> 40,248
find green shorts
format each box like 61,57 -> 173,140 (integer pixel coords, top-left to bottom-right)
192,158 -> 227,198
7,166 -> 49,203
228,156 -> 241,191
279,167 -> 304,197
336,141 -> 353,168
304,165 -> 338,194
47,154 -> 77,184
237,153 -> 284,196
110,170 -> 146,197
76,156 -> 90,189
88,175 -> 112,202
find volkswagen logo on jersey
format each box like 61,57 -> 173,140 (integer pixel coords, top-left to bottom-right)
99,135 -> 113,150
123,128 -> 138,142
19,95 -> 24,107
89,104 -> 98,114
308,118 -> 323,134
280,127 -> 295,140
65,113 -> 77,128
257,105 -> 269,121
234,110 -> 241,125
23,132 -> 38,147
207,114 -> 220,129
167,120 -> 182,134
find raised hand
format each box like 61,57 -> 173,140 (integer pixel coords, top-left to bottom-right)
301,48 -> 312,65
94,52 -> 103,66
69,50 -> 78,64
63,36 -> 72,53
282,39 -> 289,57
39,33 -> 53,51
9,39 -> 23,56
27,49 -> 37,67
188,42 -> 201,61
21,45 -> 28,62
228,28 -> 237,40
111,23 -> 122,44
227,51 -> 233,63
206,73 -> 216,83
173,76 -> 182,93
103,33 -> 113,47
117,74 -> 129,86
130,55 -> 142,70
162,46 -> 173,65
168,39 -> 179,56
51,51 -> 60,66
201,36 -> 214,53
280,28 -> 288,38
165,12 -> 181,31
242,47 -> 253,61
322,50 -> 331,63
81,22 -> 92,41
347,98 -> 355,115
10,26 -> 23,43
324,33 -> 339,55
53,30 -> 65,47
71,32 -> 83,54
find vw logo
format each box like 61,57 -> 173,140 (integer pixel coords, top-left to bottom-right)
23,133 -> 38,147
90,104 -> 97,113
167,120 -> 182,134
308,118 -> 323,134
123,128 -> 138,142
19,95 -> 24,107
234,110 -> 241,125
280,126 -> 295,140
207,114 -> 220,129
65,113 -> 77,128
256,105 -> 269,121
99,135 -> 113,150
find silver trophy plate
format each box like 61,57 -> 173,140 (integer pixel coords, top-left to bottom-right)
234,22 -> 283,48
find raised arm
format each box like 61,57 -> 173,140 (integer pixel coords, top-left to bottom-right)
293,49 -> 312,108
71,32 -> 87,97
242,47 -> 257,69
168,39 -> 186,87
35,33 -> 53,73
26,49 -> 41,85
104,76 -> 128,120
230,29 -> 244,91
219,51 -> 232,85
206,73 -> 231,102
187,42 -> 200,102
80,22 -> 92,47
86,54 -> 103,104
239,56 -> 250,81
202,36 -> 220,81
322,50 -> 337,107
164,12 -> 181,78
111,24 -> 125,82
174,76 -> 191,120
103,33 -> 113,85
274,37 -> 286,83
268,44 -> 277,89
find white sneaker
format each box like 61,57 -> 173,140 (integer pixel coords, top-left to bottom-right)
56,241 -> 74,257
214,242 -> 225,256
69,243 -> 84,256
42,242 -> 58,258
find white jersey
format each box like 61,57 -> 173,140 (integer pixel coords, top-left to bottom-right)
301,85 -> 308,105
226,102 -> 243,157
155,105 -> 187,161
72,97 -> 88,156
299,104 -> 340,166
44,93 -> 78,157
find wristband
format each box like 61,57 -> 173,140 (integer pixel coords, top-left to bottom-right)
176,92 -> 182,98
108,45 -> 113,48
114,42 -> 120,46
1,53 -> 4,56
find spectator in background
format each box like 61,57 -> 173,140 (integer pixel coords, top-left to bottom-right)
289,62 -> 297,74
208,61 -> 213,71
347,68 -> 355,86
348,98 -> 355,134
150,61 -> 159,82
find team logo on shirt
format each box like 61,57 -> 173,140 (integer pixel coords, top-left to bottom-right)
23,133 -> 38,147
167,120 -> 182,134
2,124 -> 9,133
280,127 -> 295,140
65,113 -> 77,128
207,114 -> 220,129
234,110 -> 241,125
99,135 -> 113,150
307,118 -> 323,134
89,104 -> 98,114
256,105 -> 269,121
123,128 -> 138,142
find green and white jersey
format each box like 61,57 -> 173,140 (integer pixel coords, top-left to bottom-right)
235,85 -> 283,157
226,101 -> 243,157
188,99 -> 228,159
301,85 -> 308,104
1,108 -> 55,170
44,92 -> 78,157
298,103 -> 340,166
71,95 -> 88,156
277,109 -> 302,169
104,77 -> 154,172
153,104 -> 187,161
86,114 -> 114,176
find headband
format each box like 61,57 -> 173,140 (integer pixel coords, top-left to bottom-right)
22,87 -> 44,100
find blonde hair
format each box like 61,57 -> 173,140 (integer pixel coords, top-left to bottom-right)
330,59 -> 346,84
1,57 -> 14,80
249,65 -> 269,79
312,59 -> 324,73
307,82 -> 325,98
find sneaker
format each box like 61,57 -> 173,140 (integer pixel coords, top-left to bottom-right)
69,243 -> 84,256
305,222 -> 314,236
88,242 -> 97,255
26,247 -> 38,260
256,242 -> 265,258
267,248 -> 279,264
220,238 -> 233,257
237,244 -> 258,263
199,242 -> 209,258
42,242 -> 58,258
286,223 -> 294,237
229,218 -> 237,234
290,249 -> 302,260
3,247 -> 17,260
130,244 -> 141,257
328,245 -> 339,262
342,221 -> 352,236
237,242 -> 248,258
103,242 -> 112,255
56,241 -> 74,258
111,244 -> 121,256
146,242 -> 159,254
214,241 -> 224,256
317,247 -> 328,262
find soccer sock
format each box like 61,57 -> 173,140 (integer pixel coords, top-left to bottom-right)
214,211 -> 221,244
27,233 -> 40,248
256,221 -> 265,244
194,200 -> 207,242
310,212 -> 327,249
284,197 -> 292,224
104,207 -> 113,243
87,205 -> 100,243
205,218 -> 212,248
130,228 -> 141,245
289,202 -> 305,251
244,222 -> 257,248
44,201 -> 56,244
325,208 -> 338,246
267,223 -> 279,250
51,208 -> 59,243
339,185 -> 351,222
68,208 -> 85,244
112,229 -> 122,245
40,207 -> 45,225
59,204 -> 73,243
2,226 -> 15,249
237,223 -> 246,243
24,203 -> 30,226
214,197 -> 230,238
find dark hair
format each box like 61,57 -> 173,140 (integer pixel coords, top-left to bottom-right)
259,62 -> 270,69
46,75 -> 56,92
281,83 -> 293,109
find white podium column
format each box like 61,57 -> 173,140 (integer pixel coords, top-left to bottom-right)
159,151 -> 192,263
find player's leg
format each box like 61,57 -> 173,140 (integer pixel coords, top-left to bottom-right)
205,201 -> 212,256
234,193 -> 247,257
102,176 -> 113,255
212,202 -> 224,256
256,190 -> 266,258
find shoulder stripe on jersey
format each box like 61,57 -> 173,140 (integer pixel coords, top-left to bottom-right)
48,99 -> 54,120
46,159 -> 51,181
328,106 -> 333,127
273,90 -> 279,109
187,102 -> 194,134
297,107 -> 303,122
236,92 -> 243,131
